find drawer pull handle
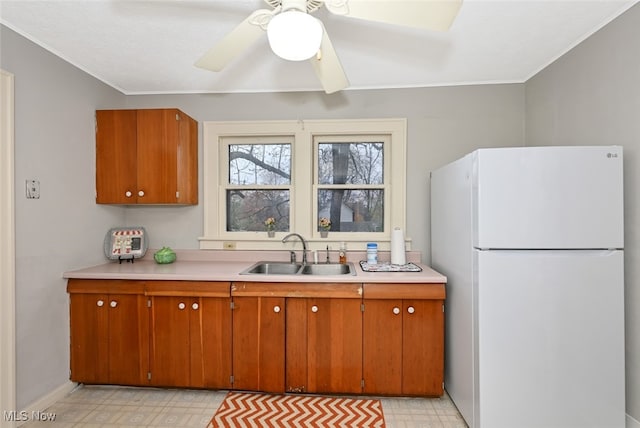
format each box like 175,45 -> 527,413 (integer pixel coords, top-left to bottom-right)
192,303 -> 199,310
97,300 -> 104,307
393,307 -> 400,315
110,301 -> 117,308
273,305 -> 281,313
178,302 -> 186,310
407,306 -> 415,314
125,191 -> 132,197
311,305 -> 319,313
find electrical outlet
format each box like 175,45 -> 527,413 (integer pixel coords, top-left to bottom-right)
223,241 -> 236,250
26,179 -> 40,199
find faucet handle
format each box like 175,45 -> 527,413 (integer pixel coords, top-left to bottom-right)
289,251 -> 297,263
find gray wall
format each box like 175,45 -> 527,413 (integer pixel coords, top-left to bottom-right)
121,85 -> 524,255
0,26 -> 126,408
525,3 -> 640,423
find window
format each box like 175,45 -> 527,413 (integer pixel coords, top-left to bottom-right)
201,119 -> 406,249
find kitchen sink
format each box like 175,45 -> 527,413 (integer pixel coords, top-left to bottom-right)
242,262 -> 303,275
300,263 -> 355,275
240,261 -> 356,276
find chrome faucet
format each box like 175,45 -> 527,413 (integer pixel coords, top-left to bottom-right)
282,233 -> 308,265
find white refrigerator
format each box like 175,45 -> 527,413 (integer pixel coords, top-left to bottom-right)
430,146 -> 625,428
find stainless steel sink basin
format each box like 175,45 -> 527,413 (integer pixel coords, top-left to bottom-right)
300,263 -> 355,275
242,262 -> 302,275
240,261 -> 356,276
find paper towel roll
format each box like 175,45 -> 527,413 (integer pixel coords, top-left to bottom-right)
390,227 -> 406,265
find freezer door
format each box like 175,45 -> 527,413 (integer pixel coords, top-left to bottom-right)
473,146 -> 623,249
474,249 -> 625,428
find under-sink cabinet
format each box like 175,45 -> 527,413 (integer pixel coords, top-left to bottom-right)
67,279 -> 444,396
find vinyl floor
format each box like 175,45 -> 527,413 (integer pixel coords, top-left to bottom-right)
19,384 -> 468,427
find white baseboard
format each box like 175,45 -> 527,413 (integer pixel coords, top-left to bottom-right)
628,413 -> 640,428
17,381 -> 78,427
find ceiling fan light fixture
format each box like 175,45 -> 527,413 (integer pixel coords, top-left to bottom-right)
267,10 -> 323,61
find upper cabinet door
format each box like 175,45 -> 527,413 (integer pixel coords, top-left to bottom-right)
96,108 -> 198,205
96,110 -> 137,204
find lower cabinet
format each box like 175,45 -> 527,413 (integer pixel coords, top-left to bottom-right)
147,281 -> 232,389
231,296 -> 285,392
67,279 -> 149,385
68,279 -> 445,396
231,282 -> 363,394
363,283 -> 446,396
286,297 -> 363,394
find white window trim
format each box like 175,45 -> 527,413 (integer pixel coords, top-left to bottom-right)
199,118 -> 406,251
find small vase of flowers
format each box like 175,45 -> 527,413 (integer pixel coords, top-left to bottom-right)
265,217 -> 276,237
319,217 -> 331,238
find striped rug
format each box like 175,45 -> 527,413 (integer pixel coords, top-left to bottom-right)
208,391 -> 386,427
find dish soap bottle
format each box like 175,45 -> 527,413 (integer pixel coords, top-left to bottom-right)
339,242 -> 347,264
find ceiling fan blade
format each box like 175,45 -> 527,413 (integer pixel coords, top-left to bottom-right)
195,9 -> 273,71
310,24 -> 349,94
325,0 -> 463,31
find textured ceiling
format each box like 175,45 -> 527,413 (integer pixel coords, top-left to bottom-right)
1,0 -> 637,94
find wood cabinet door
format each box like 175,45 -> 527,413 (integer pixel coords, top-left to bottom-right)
107,294 -> 149,385
149,296 -> 191,387
362,299 -> 403,395
402,300 -> 444,396
304,298 -> 363,394
69,293 -> 109,383
70,292 -> 148,385
232,296 -> 285,393
95,110 -> 137,204
136,109 -> 178,204
195,297 -> 232,389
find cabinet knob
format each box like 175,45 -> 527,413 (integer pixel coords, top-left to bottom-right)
138,190 -> 145,197
311,305 -> 319,313
110,300 -> 117,308
178,302 -> 186,310
273,305 -> 281,313
96,300 -> 104,307
393,307 -> 401,315
192,303 -> 199,310
407,306 -> 415,314
125,191 -> 132,198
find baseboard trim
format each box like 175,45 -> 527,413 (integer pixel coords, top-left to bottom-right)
628,413 -> 640,428
17,381 -> 78,427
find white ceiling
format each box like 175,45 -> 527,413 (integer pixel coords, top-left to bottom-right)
1,0 -> 637,94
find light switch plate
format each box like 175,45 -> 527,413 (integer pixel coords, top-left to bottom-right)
26,179 -> 40,199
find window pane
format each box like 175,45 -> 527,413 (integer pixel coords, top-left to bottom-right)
227,190 -> 290,232
318,189 -> 383,232
229,144 -> 291,185
318,142 -> 383,185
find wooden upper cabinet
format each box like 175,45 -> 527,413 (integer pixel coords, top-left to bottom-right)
95,109 -> 198,204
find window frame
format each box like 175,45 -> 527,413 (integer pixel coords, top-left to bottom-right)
200,119 -> 406,250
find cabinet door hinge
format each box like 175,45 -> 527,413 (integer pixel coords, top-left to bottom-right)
148,299 -> 152,308
148,372 -> 152,381
230,301 -> 235,310
175,191 -> 180,199
361,379 -> 365,388
442,304 -> 445,313
361,303 -> 365,312
230,375 -> 234,385
175,113 -> 180,121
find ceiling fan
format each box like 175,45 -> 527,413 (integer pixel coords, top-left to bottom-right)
195,0 -> 463,94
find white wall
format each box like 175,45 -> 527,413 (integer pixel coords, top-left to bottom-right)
0,26 -> 126,408
525,3 -> 640,423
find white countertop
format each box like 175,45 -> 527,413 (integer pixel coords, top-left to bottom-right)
63,250 -> 447,284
